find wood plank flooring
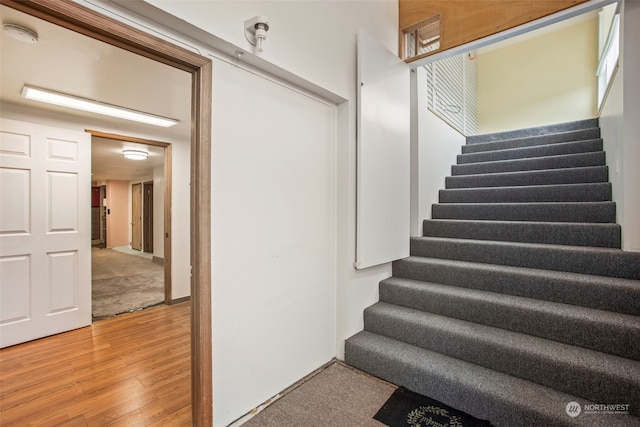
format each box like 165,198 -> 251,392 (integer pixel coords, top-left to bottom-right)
0,302 -> 191,426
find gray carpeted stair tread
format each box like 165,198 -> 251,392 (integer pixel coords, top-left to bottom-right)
345,331 -> 640,427
439,182 -> 611,203
463,128 -> 600,153
458,138 -> 603,164
392,257 -> 640,315
364,302 -> 640,407
378,278 -> 640,360
432,201 -> 616,223
452,152 -> 605,176
422,219 -> 621,248
410,237 -> 640,280
445,166 -> 609,189
347,119 -> 640,422
466,119 -> 599,144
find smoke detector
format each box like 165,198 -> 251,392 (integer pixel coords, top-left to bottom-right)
3,24 -> 38,44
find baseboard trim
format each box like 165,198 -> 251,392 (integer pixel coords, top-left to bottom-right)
152,256 -> 164,266
171,296 -> 191,305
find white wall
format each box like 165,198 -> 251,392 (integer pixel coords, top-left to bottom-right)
413,68 -> 466,235
584,0 -> 639,253
599,62 -> 624,235
211,59 -> 336,426
142,0 -> 399,383
144,0 -> 397,101
76,1 -> 399,424
478,15 -> 599,133
620,0 -> 640,251
0,102 -> 191,298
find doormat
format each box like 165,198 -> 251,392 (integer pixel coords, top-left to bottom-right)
374,386 -> 493,427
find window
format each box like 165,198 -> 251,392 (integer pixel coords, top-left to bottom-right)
424,52 -> 479,136
597,8 -> 620,108
401,15 -> 441,61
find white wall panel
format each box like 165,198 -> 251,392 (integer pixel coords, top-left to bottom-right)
211,59 -> 336,427
0,255 -> 30,324
356,30 -> 410,269
0,168 -> 30,234
47,172 -> 77,232
47,251 -> 77,313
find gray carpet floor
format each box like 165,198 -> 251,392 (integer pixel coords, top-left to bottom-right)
240,362 -> 396,427
92,248 -> 164,319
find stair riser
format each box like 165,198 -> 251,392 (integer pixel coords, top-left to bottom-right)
379,280 -> 640,360
392,258 -> 640,315
422,220 -> 621,248
467,119 -> 599,144
410,238 -> 640,280
439,183 -> 611,203
432,202 -> 616,223
345,332 -> 640,427
345,338 -> 548,427
463,127 -> 601,153
364,307 -> 640,407
458,139 -> 603,164
452,152 -> 605,176
445,166 -> 609,189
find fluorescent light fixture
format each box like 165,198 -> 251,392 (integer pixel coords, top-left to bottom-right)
122,150 -> 148,160
21,85 -> 179,127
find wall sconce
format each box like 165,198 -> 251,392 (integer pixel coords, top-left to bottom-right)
122,149 -> 148,160
244,15 -> 269,52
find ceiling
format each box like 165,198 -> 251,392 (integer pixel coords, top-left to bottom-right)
0,5 -> 190,182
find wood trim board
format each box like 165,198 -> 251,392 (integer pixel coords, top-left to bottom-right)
399,0 -> 590,62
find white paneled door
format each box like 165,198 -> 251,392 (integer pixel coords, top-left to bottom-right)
0,118 -> 91,348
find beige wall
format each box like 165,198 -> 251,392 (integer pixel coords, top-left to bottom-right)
478,16 -> 599,133
106,180 -> 129,248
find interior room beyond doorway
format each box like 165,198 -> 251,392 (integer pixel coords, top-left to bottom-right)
91,135 -> 169,319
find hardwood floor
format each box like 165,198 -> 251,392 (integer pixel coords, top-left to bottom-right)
0,302 -> 191,426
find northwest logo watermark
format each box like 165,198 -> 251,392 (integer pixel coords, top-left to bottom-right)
566,402 -> 631,418
566,402 -> 581,418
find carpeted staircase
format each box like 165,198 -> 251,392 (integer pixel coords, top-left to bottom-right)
345,119 -> 640,426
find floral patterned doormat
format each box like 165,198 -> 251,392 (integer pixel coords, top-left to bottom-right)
373,386 -> 493,427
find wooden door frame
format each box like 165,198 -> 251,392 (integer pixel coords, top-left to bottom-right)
0,1 -> 213,425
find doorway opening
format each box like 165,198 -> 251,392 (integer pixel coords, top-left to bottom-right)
1,1 -> 212,425
89,132 -> 173,320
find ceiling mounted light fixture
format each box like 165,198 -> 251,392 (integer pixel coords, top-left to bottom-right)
122,150 -> 148,160
21,85 -> 179,127
3,24 -> 38,43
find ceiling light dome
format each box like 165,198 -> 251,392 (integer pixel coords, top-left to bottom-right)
122,150 -> 148,160
3,24 -> 38,43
